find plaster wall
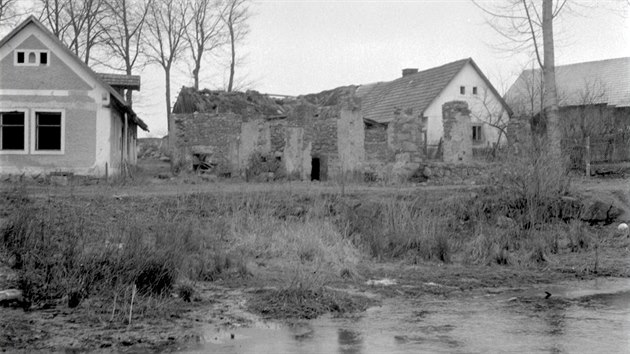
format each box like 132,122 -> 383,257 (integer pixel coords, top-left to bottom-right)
423,62 -> 508,146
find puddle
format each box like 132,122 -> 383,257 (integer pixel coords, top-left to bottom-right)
182,278 -> 630,353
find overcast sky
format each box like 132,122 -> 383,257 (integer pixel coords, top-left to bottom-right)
5,0 -> 630,137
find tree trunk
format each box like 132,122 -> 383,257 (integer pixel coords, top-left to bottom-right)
193,67 -> 199,90
125,64 -> 134,107
227,23 -> 235,92
165,68 -> 173,148
542,0 -> 562,159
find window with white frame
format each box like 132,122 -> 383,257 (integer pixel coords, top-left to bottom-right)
0,111 -> 27,152
33,111 -> 64,153
15,50 -> 50,66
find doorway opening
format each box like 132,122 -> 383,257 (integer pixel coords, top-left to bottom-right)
311,157 -> 320,181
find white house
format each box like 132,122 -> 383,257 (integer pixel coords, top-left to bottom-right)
357,58 -> 511,148
0,16 -> 147,177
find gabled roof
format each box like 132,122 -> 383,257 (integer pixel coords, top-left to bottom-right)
505,57 -> 630,115
97,73 -> 141,91
356,58 -> 511,123
0,16 -> 148,131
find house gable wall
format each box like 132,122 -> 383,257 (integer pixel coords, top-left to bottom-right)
0,34 -> 91,91
424,62 -> 508,146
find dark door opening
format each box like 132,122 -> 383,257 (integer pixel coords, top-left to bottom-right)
311,157 -> 320,181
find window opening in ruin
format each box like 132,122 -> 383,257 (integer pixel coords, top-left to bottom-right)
472,86 -> 478,95
311,157 -> 321,181
35,111 -> 62,151
460,86 -> 465,95
0,111 -> 25,150
472,125 -> 483,143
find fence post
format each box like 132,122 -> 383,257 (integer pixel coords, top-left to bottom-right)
585,136 -> 591,177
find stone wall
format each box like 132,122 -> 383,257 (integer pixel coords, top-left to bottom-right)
422,162 -> 494,185
442,101 -> 472,163
337,108 -> 365,174
389,109 -> 425,181
173,112 -> 242,174
365,125 -> 391,162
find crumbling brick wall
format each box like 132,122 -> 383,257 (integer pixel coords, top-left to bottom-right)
442,101 -> 472,163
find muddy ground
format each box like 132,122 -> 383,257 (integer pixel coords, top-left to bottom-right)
0,161 -> 628,353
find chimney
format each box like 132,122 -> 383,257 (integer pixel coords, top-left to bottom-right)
402,68 -> 418,77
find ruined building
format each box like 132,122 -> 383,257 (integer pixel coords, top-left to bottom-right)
171,58 -> 511,182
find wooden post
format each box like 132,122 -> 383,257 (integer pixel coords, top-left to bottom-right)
105,162 -> 108,182
123,113 -> 129,177
585,136 -> 591,177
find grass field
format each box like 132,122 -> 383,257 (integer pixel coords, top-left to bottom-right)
0,158 -> 628,351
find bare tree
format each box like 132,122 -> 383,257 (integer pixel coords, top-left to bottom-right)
0,0 -> 21,27
100,0 -> 152,104
222,0 -> 249,92
66,0 -> 107,64
186,0 -> 225,90
37,0 -> 107,64
38,0 -> 71,39
472,0 -> 570,159
470,87 -> 510,152
144,0 -> 191,145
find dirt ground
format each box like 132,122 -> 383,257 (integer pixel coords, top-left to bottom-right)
0,159 -> 628,352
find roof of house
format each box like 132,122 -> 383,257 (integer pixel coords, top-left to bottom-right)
97,73 -> 141,91
505,57 -> 630,114
0,16 -> 148,131
356,58 -> 511,123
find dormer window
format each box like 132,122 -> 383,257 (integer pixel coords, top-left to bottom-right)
14,50 -> 50,66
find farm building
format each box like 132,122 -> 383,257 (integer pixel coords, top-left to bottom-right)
505,57 -> 630,165
171,58 -> 510,182
0,16 -> 147,177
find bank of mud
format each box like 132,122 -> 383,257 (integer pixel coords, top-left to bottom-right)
0,181 -> 629,352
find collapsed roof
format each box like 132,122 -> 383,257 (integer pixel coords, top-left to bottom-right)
172,87 -> 288,117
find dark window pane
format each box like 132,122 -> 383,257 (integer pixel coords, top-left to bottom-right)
37,112 -> 61,126
17,51 -> 24,63
2,112 -> 24,125
2,126 -> 25,150
37,126 -> 61,150
40,52 -> 48,64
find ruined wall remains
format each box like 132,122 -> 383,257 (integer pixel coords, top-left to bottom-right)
337,108 -> 365,174
422,162 -> 494,185
442,101 -> 472,163
387,109 -> 426,181
365,125 -> 391,162
238,119 -> 272,172
173,112 -> 242,174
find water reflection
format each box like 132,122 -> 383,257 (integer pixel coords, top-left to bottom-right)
185,279 -> 630,354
